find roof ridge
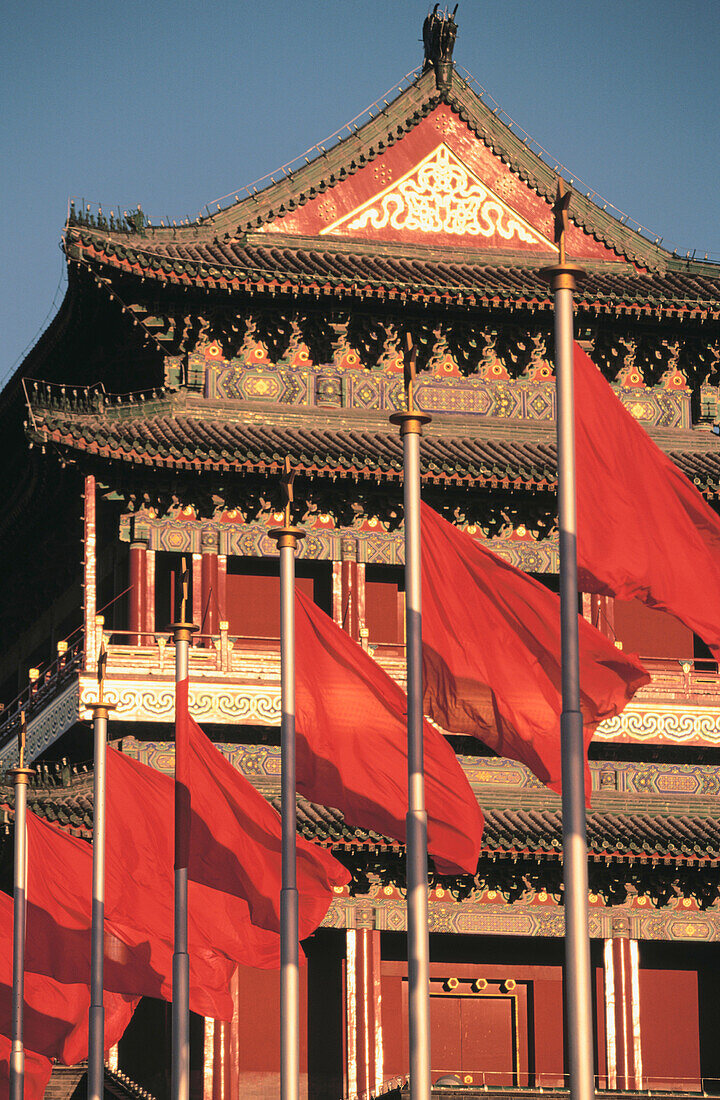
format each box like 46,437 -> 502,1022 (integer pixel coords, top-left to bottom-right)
63,64 -> 720,274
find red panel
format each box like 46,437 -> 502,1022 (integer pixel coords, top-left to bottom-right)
365,580 -> 402,644
639,968 -> 700,1091
225,573 -> 313,638
461,997 -> 515,1085
234,964 -> 308,1098
614,598 -> 693,659
533,976 -> 565,1087
430,995 -> 463,1080
380,973 -> 406,1080
262,105 -> 621,263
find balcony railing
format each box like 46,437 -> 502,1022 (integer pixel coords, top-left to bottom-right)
0,635 -> 84,746
1,625 -> 719,757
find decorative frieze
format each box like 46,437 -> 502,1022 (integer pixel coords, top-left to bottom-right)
320,895 -> 720,943
595,702 -> 720,748
119,515 -> 559,572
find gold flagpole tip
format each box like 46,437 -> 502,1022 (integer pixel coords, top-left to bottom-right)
540,178 -> 586,289
390,332 -> 432,435
270,458 -> 306,548
8,710 -> 34,781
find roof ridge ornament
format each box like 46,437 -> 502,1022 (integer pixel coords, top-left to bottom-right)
422,4 -> 458,91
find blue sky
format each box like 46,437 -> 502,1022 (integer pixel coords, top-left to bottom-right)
3,0 -> 720,387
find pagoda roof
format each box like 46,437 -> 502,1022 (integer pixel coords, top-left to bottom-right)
24,387 -> 720,498
4,763 -> 719,870
62,67 -> 720,310
64,228 -> 720,320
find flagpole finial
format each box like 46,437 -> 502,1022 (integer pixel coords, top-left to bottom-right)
7,710 -> 34,782
97,638 -> 107,704
553,178 -> 571,266
169,555 -> 199,639
540,178 -> 586,291
269,457 -> 306,551
390,333 -> 432,438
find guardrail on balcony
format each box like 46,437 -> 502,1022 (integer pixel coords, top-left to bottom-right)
0,635 -> 84,745
0,626 -> 719,756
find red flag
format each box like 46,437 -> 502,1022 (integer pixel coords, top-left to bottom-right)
294,589 -> 484,876
106,744 -> 301,963
26,805 -> 237,1022
575,342 -> 720,660
0,1034 -> 52,1100
0,885 -> 135,1068
176,680 -> 350,936
421,502 -> 649,793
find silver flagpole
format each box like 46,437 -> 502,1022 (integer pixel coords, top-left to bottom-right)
542,182 -> 594,1100
8,712 -> 33,1100
269,459 -> 305,1100
391,337 -> 432,1100
87,687 -> 115,1100
171,561 -> 197,1100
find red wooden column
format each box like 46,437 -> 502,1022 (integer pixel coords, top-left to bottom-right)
128,537 -> 148,644
345,913 -> 384,1099
200,528 -> 220,639
339,535 -> 365,641
145,547 -> 156,637
203,971 -> 240,1100
604,915 -> 643,1090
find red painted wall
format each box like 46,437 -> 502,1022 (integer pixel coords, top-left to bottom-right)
639,968 -> 701,1091
365,574 -> 404,644
613,598 -> 694,660
234,964 -> 309,1099
381,958 -> 564,1087
224,560 -> 331,638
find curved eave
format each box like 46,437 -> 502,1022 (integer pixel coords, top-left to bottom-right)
62,67 -> 720,302
6,783 -> 719,870
63,230 -> 720,322
26,421 -> 555,493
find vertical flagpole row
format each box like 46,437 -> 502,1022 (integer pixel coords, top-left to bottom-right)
270,461 -> 305,1100
9,715 -> 33,1100
391,344 -> 432,1100
88,698 -> 115,1100
542,185 -> 595,1100
171,606 -> 195,1100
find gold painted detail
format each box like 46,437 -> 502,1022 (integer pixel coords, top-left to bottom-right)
324,144 -> 552,246
596,703 -> 720,745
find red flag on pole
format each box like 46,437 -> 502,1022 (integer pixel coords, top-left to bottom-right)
175,680 -> 350,936
0,1035 -> 52,1100
574,342 -> 720,659
108,746 -> 287,971
420,502 -> 649,793
294,589 -> 484,876
25,805 -> 238,1022
0,886 -> 135,1067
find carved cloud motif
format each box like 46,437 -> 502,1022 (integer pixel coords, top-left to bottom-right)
322,143 -> 553,246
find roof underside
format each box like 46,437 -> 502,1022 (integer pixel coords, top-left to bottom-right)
25,396 -> 720,497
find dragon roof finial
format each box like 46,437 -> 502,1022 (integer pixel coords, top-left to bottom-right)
422,5 -> 458,91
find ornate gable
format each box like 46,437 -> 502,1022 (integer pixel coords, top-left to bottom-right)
321,144 -> 553,249
259,103 -> 622,262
